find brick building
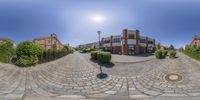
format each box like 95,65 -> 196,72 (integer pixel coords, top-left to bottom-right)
0,38 -> 16,47
191,35 -> 200,47
34,33 -> 64,50
101,29 -> 155,55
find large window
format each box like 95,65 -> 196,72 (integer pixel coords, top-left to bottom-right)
104,40 -> 110,43
148,41 -> 154,44
112,38 -> 120,43
140,39 -> 146,43
128,34 -> 135,39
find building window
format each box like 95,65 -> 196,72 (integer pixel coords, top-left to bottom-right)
48,40 -> 51,44
112,38 -> 120,43
140,39 -> 146,43
52,41 -> 56,45
128,34 -> 135,39
194,42 -> 197,45
148,41 -> 154,44
104,40 -> 110,43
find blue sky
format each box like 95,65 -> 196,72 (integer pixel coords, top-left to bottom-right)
0,0 -> 200,48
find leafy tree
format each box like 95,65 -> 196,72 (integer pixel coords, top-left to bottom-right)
16,41 -> 43,66
156,43 -> 161,50
169,44 -> 175,50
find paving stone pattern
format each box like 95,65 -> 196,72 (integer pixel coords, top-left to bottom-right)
0,52 -> 200,100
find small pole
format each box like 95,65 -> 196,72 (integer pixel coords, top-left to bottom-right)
97,31 -> 103,74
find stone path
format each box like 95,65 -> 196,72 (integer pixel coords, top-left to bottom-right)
0,52 -> 200,100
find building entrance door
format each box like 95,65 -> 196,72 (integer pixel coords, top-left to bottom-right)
128,46 -> 135,55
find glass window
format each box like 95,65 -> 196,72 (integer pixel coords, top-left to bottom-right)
140,39 -> 146,43
112,38 -> 120,43
104,40 -> 110,43
128,34 -> 135,39
148,41 -> 154,44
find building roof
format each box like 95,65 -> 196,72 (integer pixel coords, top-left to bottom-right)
0,37 -> 15,43
34,33 -> 63,45
0,37 -> 10,41
193,35 -> 200,40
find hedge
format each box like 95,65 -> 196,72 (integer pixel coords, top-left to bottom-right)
183,45 -> 200,61
169,50 -> 176,58
91,51 -> 98,60
99,52 -> 112,64
16,41 -> 43,66
16,55 -> 38,66
155,50 -> 163,59
91,51 -> 112,64
38,48 -> 69,63
0,40 -> 15,63
162,50 -> 168,56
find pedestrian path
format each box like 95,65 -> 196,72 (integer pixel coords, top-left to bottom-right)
0,52 -> 200,99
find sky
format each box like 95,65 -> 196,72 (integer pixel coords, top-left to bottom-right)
0,0 -> 200,48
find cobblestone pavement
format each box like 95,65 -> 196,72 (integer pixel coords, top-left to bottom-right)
111,53 -> 154,63
0,52 -> 200,100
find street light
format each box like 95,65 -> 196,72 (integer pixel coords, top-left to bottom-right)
97,31 -> 101,49
97,31 -> 103,74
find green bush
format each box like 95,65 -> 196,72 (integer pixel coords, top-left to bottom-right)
183,45 -> 200,61
99,52 -> 112,64
91,51 -> 98,60
97,52 -> 103,61
169,50 -> 176,58
16,55 -> 38,66
0,40 -> 15,63
155,50 -> 162,59
0,53 -> 9,63
16,41 -> 43,66
91,51 -> 112,64
38,48 -> 69,63
16,41 -> 43,58
162,50 -> 168,56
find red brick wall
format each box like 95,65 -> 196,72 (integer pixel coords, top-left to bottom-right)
192,39 -> 200,47
34,34 -> 64,50
135,30 -> 140,54
121,29 -> 128,55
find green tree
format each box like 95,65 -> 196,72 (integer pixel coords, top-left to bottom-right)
156,43 -> 161,50
16,41 -> 43,66
169,44 -> 175,50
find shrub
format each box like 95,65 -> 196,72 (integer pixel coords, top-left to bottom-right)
16,55 -> 38,66
162,50 -> 168,56
179,46 -> 200,61
0,40 -> 15,63
91,51 -> 98,60
38,48 -> 69,63
97,52 -> 103,61
99,52 -> 112,64
16,41 -> 43,66
155,50 -> 162,59
91,51 -> 112,64
169,50 -> 176,58
16,41 -> 43,58
169,44 -> 175,50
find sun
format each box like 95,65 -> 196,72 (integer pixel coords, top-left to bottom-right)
91,14 -> 104,23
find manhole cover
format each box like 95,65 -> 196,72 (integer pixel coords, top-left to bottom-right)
165,73 -> 182,82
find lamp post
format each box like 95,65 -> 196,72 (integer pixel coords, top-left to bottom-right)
97,31 -> 103,74
97,31 -> 101,49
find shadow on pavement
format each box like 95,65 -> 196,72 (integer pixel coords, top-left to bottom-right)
96,73 -> 108,79
90,59 -> 115,68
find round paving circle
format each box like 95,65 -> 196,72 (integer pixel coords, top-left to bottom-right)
165,73 -> 183,82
